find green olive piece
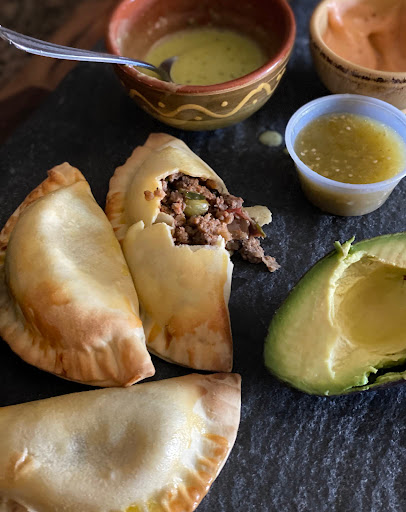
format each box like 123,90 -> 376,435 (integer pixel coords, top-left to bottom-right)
183,191 -> 206,200
184,199 -> 209,217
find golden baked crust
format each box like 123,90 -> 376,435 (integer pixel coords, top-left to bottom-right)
0,163 -> 154,387
124,222 -> 233,371
106,134 -> 233,372
0,373 -> 241,512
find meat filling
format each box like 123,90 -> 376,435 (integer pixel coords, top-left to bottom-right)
145,173 -> 279,272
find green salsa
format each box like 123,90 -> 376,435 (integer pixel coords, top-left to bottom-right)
141,27 -> 267,86
294,113 -> 406,184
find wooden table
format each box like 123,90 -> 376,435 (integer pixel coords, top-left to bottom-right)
0,0 -> 119,143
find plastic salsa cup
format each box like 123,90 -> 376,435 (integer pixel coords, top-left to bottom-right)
285,94 -> 406,216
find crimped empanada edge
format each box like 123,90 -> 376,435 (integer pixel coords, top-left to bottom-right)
0,163 -> 86,253
0,163 -> 154,387
124,372 -> 242,512
105,133 -> 177,243
0,164 -> 86,385
155,372 -> 242,512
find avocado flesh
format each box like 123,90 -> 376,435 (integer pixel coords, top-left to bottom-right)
264,233 -> 406,396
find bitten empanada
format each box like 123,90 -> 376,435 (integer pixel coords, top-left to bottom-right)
106,134 -> 278,372
0,373 -> 241,512
0,163 -> 154,387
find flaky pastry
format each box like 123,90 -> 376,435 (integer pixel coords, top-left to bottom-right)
0,163 -> 154,386
0,373 -> 241,512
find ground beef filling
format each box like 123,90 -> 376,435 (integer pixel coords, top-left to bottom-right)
145,173 -> 279,272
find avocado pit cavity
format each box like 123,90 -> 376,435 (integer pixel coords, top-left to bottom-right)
335,259 -> 406,350
265,233 -> 406,395
331,257 -> 406,386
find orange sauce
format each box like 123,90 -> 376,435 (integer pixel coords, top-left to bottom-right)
323,0 -> 406,72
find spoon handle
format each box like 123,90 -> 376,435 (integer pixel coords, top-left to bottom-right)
0,25 -> 169,80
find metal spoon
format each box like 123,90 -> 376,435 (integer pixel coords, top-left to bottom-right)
0,25 -> 175,82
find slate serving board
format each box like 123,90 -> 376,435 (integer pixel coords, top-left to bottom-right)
1,1 -> 405,511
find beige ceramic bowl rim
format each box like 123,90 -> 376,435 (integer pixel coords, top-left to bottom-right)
310,0 -> 406,84
106,0 -> 296,95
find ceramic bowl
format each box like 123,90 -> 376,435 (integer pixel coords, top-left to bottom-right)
310,0 -> 406,111
106,0 -> 296,131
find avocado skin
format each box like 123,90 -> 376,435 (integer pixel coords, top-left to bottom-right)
264,232 -> 406,396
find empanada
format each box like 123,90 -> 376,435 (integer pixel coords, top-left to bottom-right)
0,373 -> 241,512
0,163 -> 154,387
106,134 -> 278,372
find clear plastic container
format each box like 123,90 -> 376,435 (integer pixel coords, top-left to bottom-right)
285,94 -> 406,216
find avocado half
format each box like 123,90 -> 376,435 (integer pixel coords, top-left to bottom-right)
264,233 -> 406,396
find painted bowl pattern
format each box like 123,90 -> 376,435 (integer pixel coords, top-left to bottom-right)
107,0 -> 296,130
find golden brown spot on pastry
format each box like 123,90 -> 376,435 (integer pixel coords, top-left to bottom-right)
123,295 -> 136,314
32,281 -> 70,307
187,347 -> 195,368
151,293 -> 231,370
135,432 -> 231,512
125,465 -> 216,512
168,494 -> 200,512
163,486 -> 202,512
197,436 -> 229,472
6,451 -> 36,482
19,278 -> 143,352
56,352 -> 68,376
204,432 -> 229,450
195,384 -> 209,400
195,468 -> 212,483
166,294 -> 230,341
199,457 -> 219,469
5,274 -> 147,384
21,303 -> 63,351
0,499 -> 29,512
147,323 -> 161,345
164,326 -> 173,350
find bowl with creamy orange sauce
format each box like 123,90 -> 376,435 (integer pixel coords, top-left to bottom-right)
310,0 -> 406,111
106,0 -> 296,130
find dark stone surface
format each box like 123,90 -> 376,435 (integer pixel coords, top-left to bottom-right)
1,1 -> 405,511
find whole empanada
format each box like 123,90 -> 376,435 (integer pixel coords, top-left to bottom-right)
0,163 -> 154,387
0,373 -> 241,512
